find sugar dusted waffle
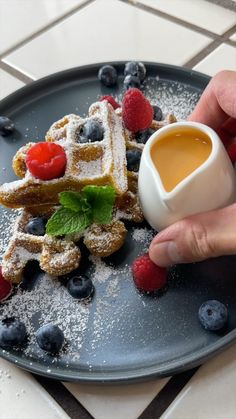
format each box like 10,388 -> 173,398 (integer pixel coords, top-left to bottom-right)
0,101 -> 128,209
0,90 -> 176,283
2,208 -> 81,283
1,195 -> 142,283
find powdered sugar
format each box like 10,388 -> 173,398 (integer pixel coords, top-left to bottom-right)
0,208 -> 20,261
145,79 -> 201,120
132,227 -> 155,247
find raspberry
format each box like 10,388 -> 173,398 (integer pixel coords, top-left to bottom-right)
132,253 -> 167,292
26,142 -> 67,181
100,95 -> 120,110
0,267 -> 12,302
226,139 -> 236,163
122,88 -> 153,133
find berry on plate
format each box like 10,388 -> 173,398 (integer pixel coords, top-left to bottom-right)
26,216 -> 47,236
0,267 -> 12,302
80,120 -> 104,143
98,65 -> 118,87
67,275 -> 94,300
26,142 -> 67,181
124,75 -> 141,90
152,105 -> 163,121
124,61 -> 146,83
36,323 -> 64,354
100,95 -> 120,110
122,88 -> 154,133
0,116 -> 15,136
132,253 -> 167,293
198,300 -> 228,331
135,128 -> 155,144
0,317 -> 27,348
126,149 -> 142,172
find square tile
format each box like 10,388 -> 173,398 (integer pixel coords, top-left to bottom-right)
0,358 -> 69,419
0,0 -> 85,55
0,69 -> 25,100
230,32 -> 236,41
160,344 -> 236,419
64,378 -> 169,419
194,43 -> 236,76
136,0 -> 236,35
3,0 -> 211,80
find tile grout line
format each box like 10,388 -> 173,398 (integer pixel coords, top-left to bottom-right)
184,23 -> 236,68
34,375 -> 94,419
120,0 -> 219,39
138,368 -> 198,419
205,0 -> 236,12
0,0 -> 95,60
1,0 -> 235,85
0,60 -> 34,83
121,0 -> 236,70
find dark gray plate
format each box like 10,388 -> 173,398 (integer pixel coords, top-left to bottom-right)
0,62 -> 235,384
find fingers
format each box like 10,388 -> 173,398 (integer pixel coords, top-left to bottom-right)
149,204 -> 236,267
188,70 -> 236,131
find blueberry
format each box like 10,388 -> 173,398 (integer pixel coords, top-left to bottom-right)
124,75 -> 141,90
198,300 -> 228,331
0,317 -> 27,348
152,105 -> 163,121
136,128 -> 155,144
26,216 -> 47,236
67,275 -> 94,300
80,120 -> 104,143
124,61 -> 146,82
126,150 -> 142,172
36,324 -> 64,354
98,65 -> 118,87
0,116 -> 15,136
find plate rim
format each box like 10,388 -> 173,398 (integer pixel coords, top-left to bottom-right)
1,62 -> 234,384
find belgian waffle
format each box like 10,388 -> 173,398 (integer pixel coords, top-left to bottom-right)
1,100 -> 176,282
0,101 -> 128,208
1,208 -> 81,283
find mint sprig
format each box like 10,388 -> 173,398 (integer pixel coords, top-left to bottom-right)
46,186 -> 116,237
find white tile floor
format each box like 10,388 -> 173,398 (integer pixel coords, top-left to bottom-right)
194,43 -> 236,75
0,1 -> 236,418
0,358 -> 70,419
0,0 -> 86,55
137,0 -> 236,34
160,344 -> 236,419
2,0 -> 211,79
65,378 -> 170,419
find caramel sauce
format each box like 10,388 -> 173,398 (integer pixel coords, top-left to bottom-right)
150,128 -> 212,192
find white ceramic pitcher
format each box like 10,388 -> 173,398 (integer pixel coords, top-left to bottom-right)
138,121 -> 236,231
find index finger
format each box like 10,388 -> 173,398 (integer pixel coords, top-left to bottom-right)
188,70 -> 236,131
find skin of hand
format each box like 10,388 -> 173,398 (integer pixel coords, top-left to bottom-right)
149,70 -> 236,267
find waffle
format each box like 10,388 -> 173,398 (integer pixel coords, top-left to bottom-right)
0,101 -> 128,208
1,208 -> 81,283
1,101 -> 176,282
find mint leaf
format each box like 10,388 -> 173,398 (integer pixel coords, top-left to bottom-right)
47,185 -> 116,237
59,191 -> 91,213
46,207 -> 91,236
82,185 -> 116,224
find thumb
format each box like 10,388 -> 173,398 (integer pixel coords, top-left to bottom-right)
149,204 -> 236,267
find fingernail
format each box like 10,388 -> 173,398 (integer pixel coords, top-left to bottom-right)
150,241 -> 183,267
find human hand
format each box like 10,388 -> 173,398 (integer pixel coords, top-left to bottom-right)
149,70 -> 236,267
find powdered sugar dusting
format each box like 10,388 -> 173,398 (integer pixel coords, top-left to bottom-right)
0,273 -> 90,359
89,255 -> 114,284
132,227 -> 155,248
145,79 -> 201,120
0,208 -> 20,261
